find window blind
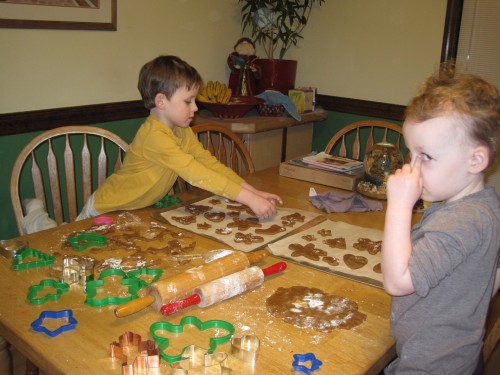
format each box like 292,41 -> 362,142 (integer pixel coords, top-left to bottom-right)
456,0 -> 500,89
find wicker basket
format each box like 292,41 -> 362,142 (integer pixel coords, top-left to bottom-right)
257,103 -> 285,117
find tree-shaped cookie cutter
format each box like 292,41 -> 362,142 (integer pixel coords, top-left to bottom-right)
26,279 -> 70,305
110,331 -> 160,375
84,269 -> 142,307
30,309 -> 78,337
149,316 -> 235,363
12,248 -> 55,270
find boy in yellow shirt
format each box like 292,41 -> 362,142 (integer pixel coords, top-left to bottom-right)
78,55 -> 282,220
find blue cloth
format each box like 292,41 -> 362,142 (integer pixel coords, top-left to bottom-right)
255,90 -> 301,121
309,190 -> 383,213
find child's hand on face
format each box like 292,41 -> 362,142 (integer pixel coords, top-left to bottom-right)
387,155 -> 423,209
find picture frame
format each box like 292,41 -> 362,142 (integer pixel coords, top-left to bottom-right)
0,0 -> 117,31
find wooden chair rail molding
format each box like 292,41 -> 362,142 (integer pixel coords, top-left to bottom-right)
0,96 -> 406,137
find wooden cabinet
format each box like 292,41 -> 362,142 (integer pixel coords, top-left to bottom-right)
193,108 -> 328,171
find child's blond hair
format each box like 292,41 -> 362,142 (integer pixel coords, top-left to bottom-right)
405,67 -> 500,166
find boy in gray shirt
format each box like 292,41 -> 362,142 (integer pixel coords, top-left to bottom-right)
382,68 -> 500,374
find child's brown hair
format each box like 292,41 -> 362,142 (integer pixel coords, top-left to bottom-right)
138,55 -> 203,110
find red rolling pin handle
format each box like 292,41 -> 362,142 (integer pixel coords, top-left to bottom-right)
160,261 -> 287,316
161,294 -> 201,316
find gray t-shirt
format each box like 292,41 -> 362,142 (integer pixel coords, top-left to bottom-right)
385,186 -> 500,375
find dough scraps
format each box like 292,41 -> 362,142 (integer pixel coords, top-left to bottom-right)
266,286 -> 366,333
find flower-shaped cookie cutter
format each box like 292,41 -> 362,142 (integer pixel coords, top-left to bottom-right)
149,316 -> 235,363
110,331 -> 160,375
85,269 -> 142,307
292,352 -> 323,375
30,309 -> 77,337
67,233 -> 107,251
26,279 -> 70,305
12,248 -> 55,270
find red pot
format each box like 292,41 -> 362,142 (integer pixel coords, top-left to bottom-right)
254,59 -> 298,95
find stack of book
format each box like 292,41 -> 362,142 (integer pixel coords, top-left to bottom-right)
279,152 -> 365,191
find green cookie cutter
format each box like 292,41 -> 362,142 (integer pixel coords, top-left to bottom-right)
127,267 -> 164,288
27,279 -> 70,305
84,268 -> 142,307
12,248 -> 55,270
150,316 -> 235,363
155,195 -> 182,208
67,233 -> 107,251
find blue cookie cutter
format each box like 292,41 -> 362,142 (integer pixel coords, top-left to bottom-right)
292,352 -> 323,375
30,309 -> 77,337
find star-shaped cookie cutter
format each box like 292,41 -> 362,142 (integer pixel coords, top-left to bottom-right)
26,279 -> 70,305
30,309 -> 77,337
292,352 -> 323,375
149,316 -> 235,364
110,331 -> 160,375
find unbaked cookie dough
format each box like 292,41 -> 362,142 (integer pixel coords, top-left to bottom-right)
266,286 -> 366,333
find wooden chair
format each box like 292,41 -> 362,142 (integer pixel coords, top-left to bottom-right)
177,124 -> 255,192
324,120 -> 404,160
10,126 -> 128,236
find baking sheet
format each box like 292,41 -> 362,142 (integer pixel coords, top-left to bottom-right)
268,219 -> 383,288
153,195 -> 321,252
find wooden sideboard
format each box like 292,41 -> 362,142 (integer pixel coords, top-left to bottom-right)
193,108 -> 328,171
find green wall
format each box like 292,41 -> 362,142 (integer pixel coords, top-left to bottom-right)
1,111 -> 402,240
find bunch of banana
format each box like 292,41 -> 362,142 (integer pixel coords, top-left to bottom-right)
197,80 -> 232,104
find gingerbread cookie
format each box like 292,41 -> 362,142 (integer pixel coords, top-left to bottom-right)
266,286 -> 366,333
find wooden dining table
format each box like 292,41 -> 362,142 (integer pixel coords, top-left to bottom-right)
0,166 -> 421,375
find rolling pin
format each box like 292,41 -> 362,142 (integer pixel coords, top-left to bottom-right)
114,249 -> 269,317
160,261 -> 287,316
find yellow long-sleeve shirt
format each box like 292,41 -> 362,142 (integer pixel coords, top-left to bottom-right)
94,115 -> 244,213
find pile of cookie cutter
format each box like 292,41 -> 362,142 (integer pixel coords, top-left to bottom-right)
110,331 -> 160,375
30,309 -> 78,337
0,239 -> 28,259
11,248 -> 55,270
26,279 -> 70,305
292,352 -> 323,375
170,345 -> 231,374
66,233 -> 108,251
49,256 -> 95,286
149,316 -> 235,364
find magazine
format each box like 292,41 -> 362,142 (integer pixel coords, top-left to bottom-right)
301,152 -> 364,172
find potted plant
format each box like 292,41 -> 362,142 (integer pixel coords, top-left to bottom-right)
239,0 -> 324,94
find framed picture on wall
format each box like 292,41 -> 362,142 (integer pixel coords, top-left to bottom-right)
0,0 -> 117,31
